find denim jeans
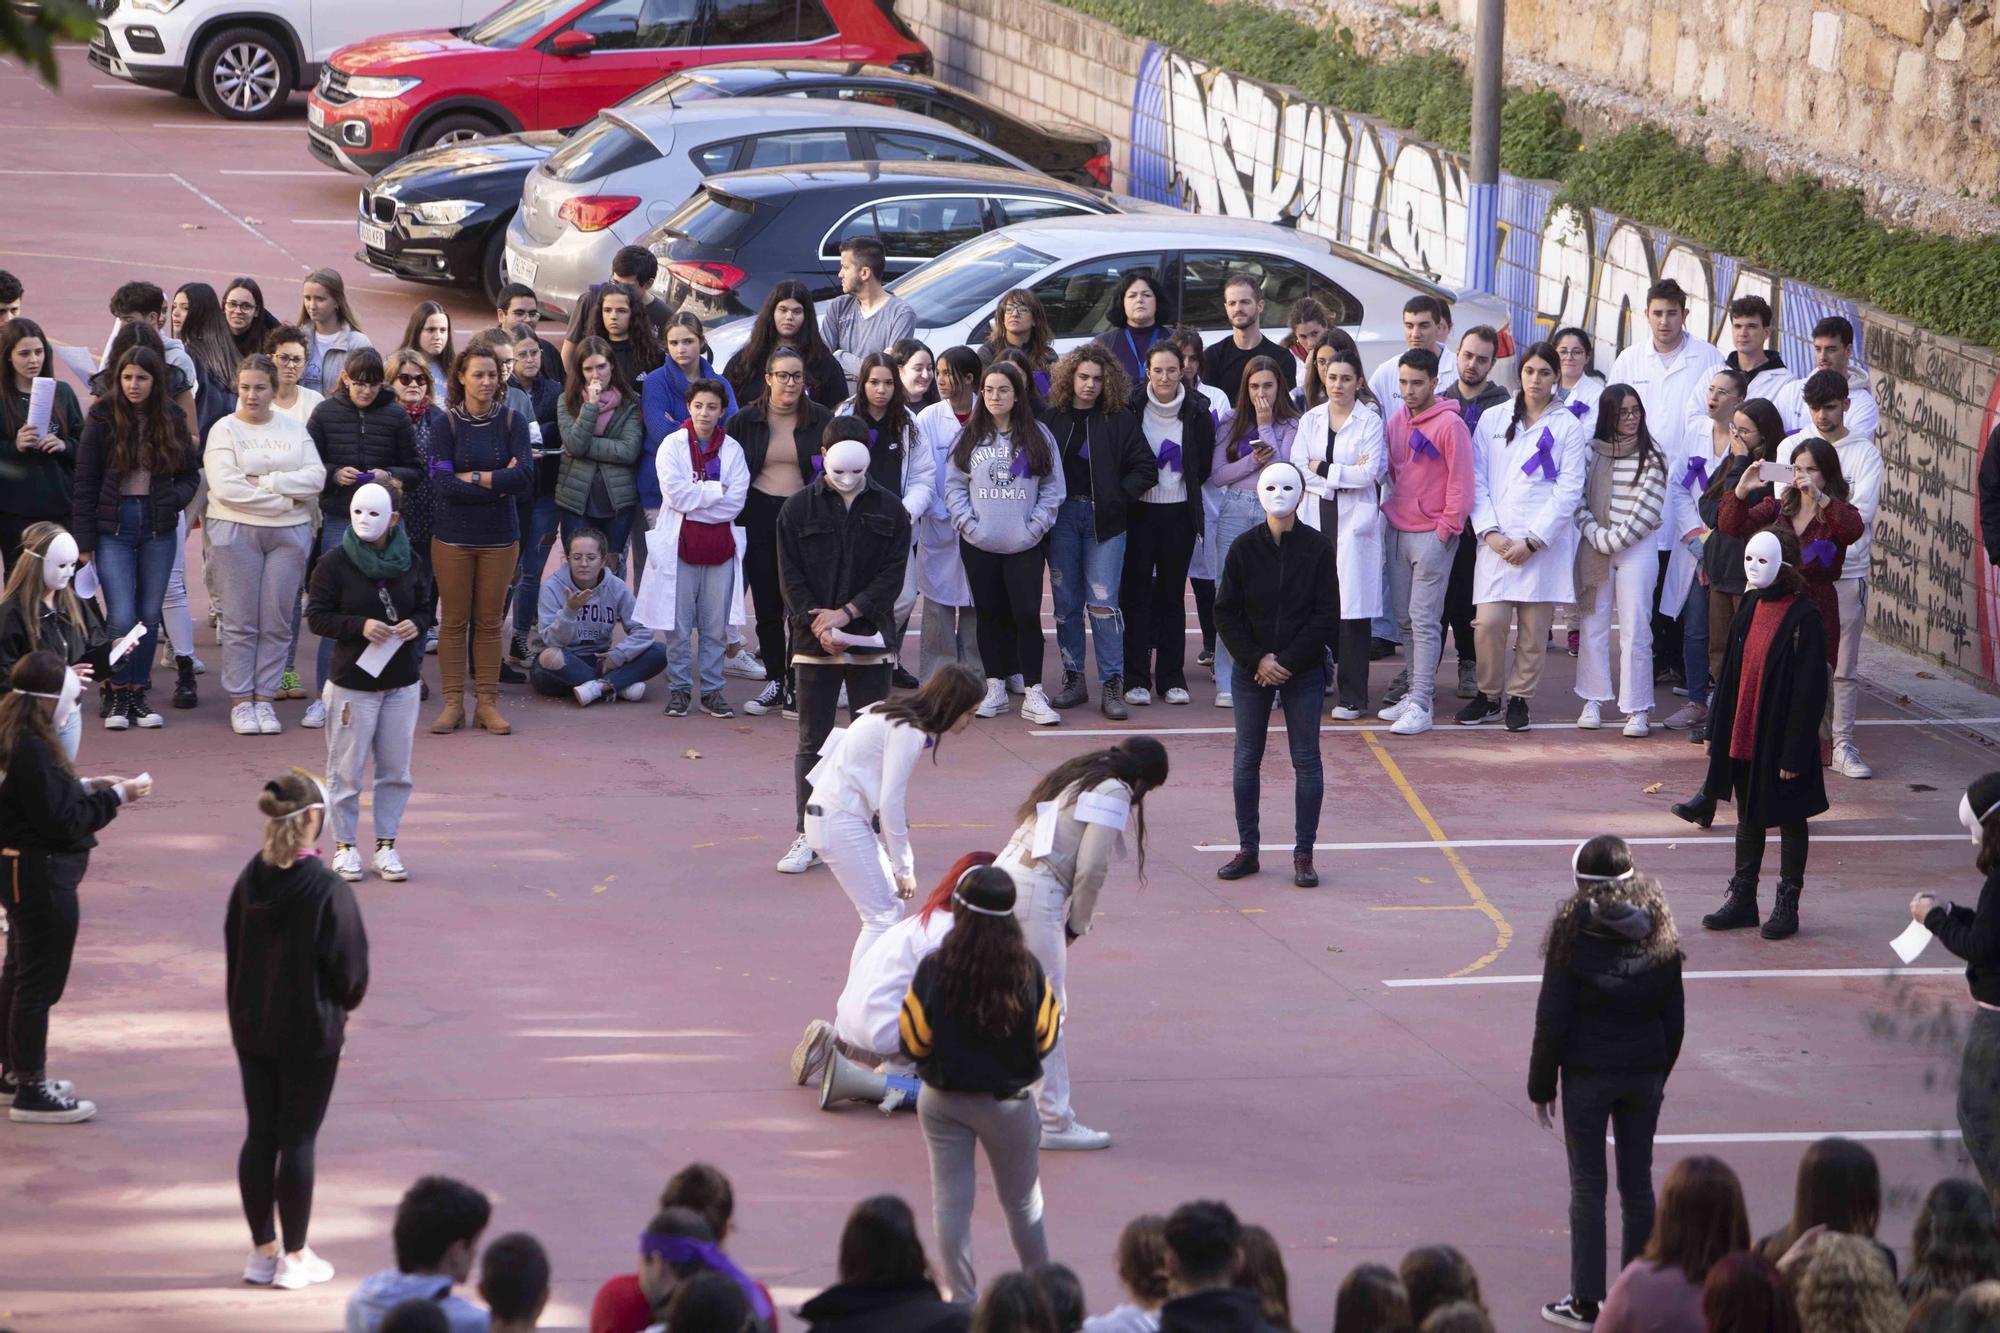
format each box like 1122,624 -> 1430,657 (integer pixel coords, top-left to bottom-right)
1047,498 -> 1126,683
511,494 -> 561,643
1206,489 -> 1262,696
1681,572 -> 1711,705
95,497 -> 176,686
560,505 -> 636,577
529,642 -> 668,697
311,519 -> 350,694
668,558 -> 733,693
1561,1068 -> 1665,1303
1230,664 -> 1327,853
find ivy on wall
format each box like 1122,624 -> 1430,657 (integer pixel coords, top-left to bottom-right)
1053,0 -> 2000,348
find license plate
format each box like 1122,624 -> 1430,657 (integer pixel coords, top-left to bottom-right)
506,249 -> 538,286
359,221 -> 387,250
307,101 -> 325,129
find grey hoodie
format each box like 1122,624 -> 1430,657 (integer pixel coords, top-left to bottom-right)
943,426 -> 1065,555
344,1270 -> 488,1333
536,564 -> 655,668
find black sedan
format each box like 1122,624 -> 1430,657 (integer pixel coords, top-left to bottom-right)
641,162 -> 1124,325
354,60 -> 1110,306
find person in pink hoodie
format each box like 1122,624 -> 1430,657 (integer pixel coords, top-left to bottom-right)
1375,349 -> 1473,736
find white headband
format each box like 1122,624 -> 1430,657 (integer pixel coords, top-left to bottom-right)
951,865 -> 1014,916
1572,841 -> 1636,883
270,772 -> 330,821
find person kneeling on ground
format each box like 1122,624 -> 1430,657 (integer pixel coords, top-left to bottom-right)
345,1175 -> 492,1333
532,527 -> 665,707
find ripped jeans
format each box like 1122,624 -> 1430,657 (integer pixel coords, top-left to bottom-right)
1048,498 -> 1125,683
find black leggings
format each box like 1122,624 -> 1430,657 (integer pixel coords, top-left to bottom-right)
959,541 -> 1047,686
741,488 -> 791,685
0,848 -> 87,1079
1192,577 -> 1216,656
1733,819 -> 1808,886
1443,518 -> 1476,663
1121,500 -> 1196,692
237,1050 -> 341,1252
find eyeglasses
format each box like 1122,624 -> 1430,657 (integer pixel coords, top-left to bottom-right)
768,371 -> 805,384
223,300 -> 259,313
393,374 -> 429,387
273,353 -> 306,366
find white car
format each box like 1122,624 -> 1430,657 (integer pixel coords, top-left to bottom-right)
87,0 -> 486,120
706,212 -> 1512,382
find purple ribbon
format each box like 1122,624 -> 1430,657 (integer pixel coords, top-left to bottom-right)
1032,370 -> 1050,398
702,451 -> 721,481
1409,428 -> 1440,463
1801,537 -> 1839,570
810,454 -> 825,478
1681,456 -> 1709,491
1009,449 -> 1031,479
1157,440 -> 1183,473
1521,427 -> 1558,480
639,1234 -> 773,1322
1566,398 -> 1590,419
428,457 -> 454,478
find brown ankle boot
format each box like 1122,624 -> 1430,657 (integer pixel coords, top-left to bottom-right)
473,694 -> 511,735
430,696 -> 466,733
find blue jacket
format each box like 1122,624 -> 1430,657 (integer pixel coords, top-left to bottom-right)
639,358 -> 736,509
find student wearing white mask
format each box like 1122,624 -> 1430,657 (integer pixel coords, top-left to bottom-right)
1670,527 -> 1828,942
305,481 -> 430,884
0,524 -> 105,760
1213,463 -> 1339,888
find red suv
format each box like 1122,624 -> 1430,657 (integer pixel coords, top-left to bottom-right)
306,0 -> 929,176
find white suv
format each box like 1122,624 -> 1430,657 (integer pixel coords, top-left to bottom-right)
87,0 -> 485,121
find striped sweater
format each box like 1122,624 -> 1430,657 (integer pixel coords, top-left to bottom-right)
1576,449 -> 1666,555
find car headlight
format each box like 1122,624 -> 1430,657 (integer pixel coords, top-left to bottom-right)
128,0 -> 185,12
344,75 -> 422,100
409,199 -> 478,225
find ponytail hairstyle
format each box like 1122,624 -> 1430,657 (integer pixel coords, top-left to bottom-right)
918,850 -> 998,926
1016,737 -> 1170,880
930,865 -> 1034,1039
1552,325 -> 1603,381
0,651 -> 72,775
952,361 -> 1050,476
1504,341 -> 1562,443
872,663 -> 983,756
257,768 -> 326,867
934,344 -> 984,410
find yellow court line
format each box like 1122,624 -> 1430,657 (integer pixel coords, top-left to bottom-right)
1362,730 -> 1514,976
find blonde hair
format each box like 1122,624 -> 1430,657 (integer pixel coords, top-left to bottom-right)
1,522 -> 89,654
383,347 -> 433,403
257,769 -> 324,867
1794,1233 -> 1904,1333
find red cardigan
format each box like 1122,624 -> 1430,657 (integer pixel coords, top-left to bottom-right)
1718,491 -> 1862,669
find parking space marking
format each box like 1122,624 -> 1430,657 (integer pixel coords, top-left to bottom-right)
1036,715 -> 2000,739
1385,967 -> 1960,988
1197,833 -> 1964,852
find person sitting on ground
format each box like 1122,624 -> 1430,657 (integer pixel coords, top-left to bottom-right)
592,1164 -> 779,1333
1032,1264 -> 1086,1333
1418,1305 -> 1492,1333
1083,1214 -> 1169,1333
1701,1252 -> 1800,1333
1233,1227 -> 1293,1333
345,1175 -> 493,1333
972,1272 -> 1058,1333
798,1193 -> 970,1333
1156,1201 -> 1279,1333
1399,1246 -> 1482,1327
531,526 -> 666,707
1754,1136 -> 1897,1278
1791,1233 -> 1905,1333
659,1271 -> 759,1333
1901,1179 -> 2000,1305
381,1301 -> 452,1333
480,1232 -> 551,1333
1594,1155 -> 1751,1333
1331,1263 -> 1412,1333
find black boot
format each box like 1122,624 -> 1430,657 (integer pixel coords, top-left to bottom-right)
1050,670 -> 1088,710
1671,793 -> 1716,829
1702,878 -> 1760,931
172,655 -> 198,709
99,681 -> 117,720
1100,674 -> 1128,721
1761,880 -> 1802,940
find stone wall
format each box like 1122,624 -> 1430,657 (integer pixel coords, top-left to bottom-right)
904,0 -> 2000,693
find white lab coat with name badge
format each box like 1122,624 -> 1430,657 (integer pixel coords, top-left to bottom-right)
1470,402 -> 1590,605
636,428 -> 749,630
1296,400 -> 1388,619
912,400 -> 973,606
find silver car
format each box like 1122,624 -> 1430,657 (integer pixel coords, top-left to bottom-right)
504,98 -> 1041,317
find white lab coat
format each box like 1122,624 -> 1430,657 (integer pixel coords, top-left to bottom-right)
1296,400 -> 1388,619
1607,336 -> 1724,554
1470,401 -> 1591,605
635,428 -> 749,630
1186,382 -> 1233,583
1657,413 -> 1729,618
1556,375 -> 1605,439
911,400 -> 973,606
1369,348 -> 1458,417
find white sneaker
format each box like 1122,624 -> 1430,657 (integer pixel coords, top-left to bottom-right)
776,833 -> 821,874
573,679 -> 604,707
1020,685 -> 1060,726
130,697 -> 164,728
1006,673 -> 1025,696
618,681 -> 647,702
254,701 -> 282,735
722,652 -> 766,680
230,702 -> 259,735
243,1249 -> 278,1285
1576,700 -> 1603,730
1377,697 -> 1409,721
1622,710 -> 1650,738
300,700 -> 327,729
1832,744 -> 1874,779
372,844 -> 407,882
1124,686 -> 1152,706
974,678 -> 1010,718
1330,705 -> 1362,720
1214,691 -> 1233,708
271,1246 -> 334,1290
1040,1122 -> 1112,1151
1163,686 -> 1190,705
331,845 -> 363,881
1390,703 -> 1434,736
791,1018 -> 833,1086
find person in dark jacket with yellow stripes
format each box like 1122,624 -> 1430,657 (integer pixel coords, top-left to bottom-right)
900,863 -> 1060,1306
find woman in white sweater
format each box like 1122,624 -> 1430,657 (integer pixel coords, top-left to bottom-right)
1572,384 -> 1668,736
205,353 -> 326,736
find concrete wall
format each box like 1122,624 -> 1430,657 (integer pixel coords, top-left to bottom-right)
904,0 -> 2000,693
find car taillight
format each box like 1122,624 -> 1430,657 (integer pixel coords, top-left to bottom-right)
1084,153 -> 1111,188
557,195 -> 640,233
668,261 -> 747,294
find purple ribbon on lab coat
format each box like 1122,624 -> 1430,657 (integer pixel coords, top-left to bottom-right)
1409,428 -> 1440,463
1801,538 -> 1839,570
1681,456 -> 1709,491
1521,427 -> 1558,480
703,451 -> 722,481
1157,440 -> 1183,473
1566,397 -> 1591,419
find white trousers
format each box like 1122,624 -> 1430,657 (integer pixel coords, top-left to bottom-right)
1831,577 -> 1867,750
1005,861 -> 1073,1132
1573,544 -> 1658,715
808,809 -> 904,971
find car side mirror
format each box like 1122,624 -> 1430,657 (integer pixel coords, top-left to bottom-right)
551,29 -> 596,56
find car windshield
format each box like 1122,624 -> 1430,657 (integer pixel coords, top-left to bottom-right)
624,71 -> 729,108
465,0 -> 575,48
889,232 -> 1053,328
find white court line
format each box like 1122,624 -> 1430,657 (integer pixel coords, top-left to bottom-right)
1198,834 -> 1963,853
0,168 -> 171,177
1037,715 -> 2000,739
1385,967 -> 1961,988
1649,1130 -> 1960,1144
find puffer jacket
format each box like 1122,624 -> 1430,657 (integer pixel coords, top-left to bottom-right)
554,394 -> 643,517
1527,903 -> 1685,1103
305,391 -> 422,517
70,397 -> 199,552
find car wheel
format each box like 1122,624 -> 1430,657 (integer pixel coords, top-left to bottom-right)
420,113 -> 499,151
195,28 -> 292,121
480,221 -> 512,309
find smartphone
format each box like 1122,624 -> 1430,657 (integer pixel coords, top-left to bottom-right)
1757,460 -> 1794,485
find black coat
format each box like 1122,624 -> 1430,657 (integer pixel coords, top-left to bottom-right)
1039,404 -> 1158,540
1131,390 -> 1217,534
1927,867 -> 2000,1006
71,398 -> 199,553
798,1281 -> 970,1333
0,380 -> 83,522
725,342 -> 848,413
1214,520 -> 1339,676
775,477 -> 911,652
306,392 -> 422,518
727,400 -> 835,494
1697,455 -> 1771,594
1982,423 -> 2000,568
1159,1288 -> 1281,1333
1527,926 -> 1685,1103
224,852 -> 369,1059
305,537 -> 436,691
0,730 -> 122,855
1700,589 -> 1829,827
0,596 -> 108,687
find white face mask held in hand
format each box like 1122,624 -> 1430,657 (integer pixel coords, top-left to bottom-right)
40,532 -> 78,592
1257,461 -> 1304,519
349,482 -> 394,542
824,439 -> 870,497
1742,529 -> 1783,591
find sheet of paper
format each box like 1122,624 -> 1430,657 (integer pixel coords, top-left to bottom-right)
354,636 -> 399,678
1892,918 -> 1934,965
73,561 -> 100,600
1074,788 -> 1131,830
54,343 -> 97,382
1031,801 -> 1059,858
25,378 -> 54,436
106,622 -> 146,665
828,629 -> 886,650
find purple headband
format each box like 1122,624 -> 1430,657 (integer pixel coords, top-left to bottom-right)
641,1233 -> 773,1321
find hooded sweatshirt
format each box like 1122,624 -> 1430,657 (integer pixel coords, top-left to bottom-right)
344,1270 -> 487,1333
1158,1288 -> 1281,1333
942,427 -> 1064,555
1383,397 -> 1474,538
223,852 -> 369,1059
536,564 -> 655,669
1526,901 -> 1684,1103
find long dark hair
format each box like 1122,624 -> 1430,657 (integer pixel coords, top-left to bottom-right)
1047,343 -> 1130,414
1590,382 -> 1661,481
1105,270 -> 1172,331
1310,341 -> 1374,414
224,276 -> 279,358
890,337 -> 939,408
728,280 -> 833,403
1701,1254 -> 1800,1333
1643,1156 -> 1750,1283
1226,354 -> 1302,460
1302,328 -> 1363,410
0,317 -> 51,401
174,282 -> 240,389
1780,435 -> 1850,519
850,351 -> 911,433
837,1195 -> 932,1286
1763,1137 -> 1882,1259
578,282 -> 662,375
0,651 -> 73,775
932,866 -> 1037,1040
1906,1178 -> 2000,1303
563,335 -> 638,418
1233,1226 -> 1292,1332
1333,1263 -> 1412,1333
984,288 -> 1055,369
1540,835 -> 1680,969
1504,341 -> 1562,443
872,663 -> 981,752
1705,398 -> 1787,505
951,362 -> 1051,476
107,347 -> 185,476
1017,737 -> 1169,880
971,1272 -> 1058,1333
400,300 -> 457,382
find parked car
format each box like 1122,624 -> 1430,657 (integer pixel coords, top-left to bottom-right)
87,0 -> 484,120
642,162 -> 1128,325
706,213 -> 1514,381
628,59 -> 1110,187
305,0 -> 929,176
502,98 -> 1036,317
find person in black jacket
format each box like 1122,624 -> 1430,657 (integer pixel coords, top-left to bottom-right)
505,326 -> 564,673
0,523 -> 107,759
1916,771 -> 2000,1201
306,481 -> 432,887
225,767 -> 368,1291
1526,834 -> 1686,1330
799,1194 -> 970,1333
0,318 -> 83,570
1041,344 -> 1157,721
1213,463 -> 1339,889
1981,424 -> 2000,573
1157,1200 -> 1282,1333
1122,341 -> 1215,706
900,864 -> 1059,1305
774,423 -> 909,876
0,651 -> 148,1124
